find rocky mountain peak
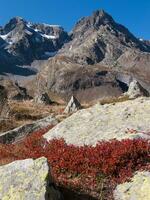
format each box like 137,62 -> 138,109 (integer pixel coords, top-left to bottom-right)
3,17 -> 26,34
0,17 -> 70,67
72,9 -> 114,35
60,9 -> 150,65
91,9 -> 114,26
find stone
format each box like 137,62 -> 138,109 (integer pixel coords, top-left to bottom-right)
114,171 -> 150,200
44,97 -> 150,146
125,80 -> 145,99
0,115 -> 58,144
64,96 -> 81,114
34,93 -> 53,105
0,157 -> 62,200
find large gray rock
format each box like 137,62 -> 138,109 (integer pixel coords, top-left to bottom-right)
126,80 -> 145,99
114,171 -> 150,200
44,97 -> 150,146
0,115 -> 58,144
64,96 -> 81,114
34,93 -> 53,105
0,157 -> 62,200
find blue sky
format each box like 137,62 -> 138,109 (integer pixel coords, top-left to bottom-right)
0,0 -> 149,39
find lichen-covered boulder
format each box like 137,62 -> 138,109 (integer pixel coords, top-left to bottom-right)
0,157 -> 62,200
44,97 -> 150,146
114,171 -> 150,200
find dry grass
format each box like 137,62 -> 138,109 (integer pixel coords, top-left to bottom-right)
0,118 -> 19,133
99,95 -> 130,105
0,93 -> 130,133
0,100 -> 66,133
9,100 -> 65,118
81,95 -> 130,109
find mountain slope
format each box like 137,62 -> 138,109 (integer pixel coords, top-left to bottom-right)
59,10 -> 150,65
0,10 -> 150,102
40,10 -> 150,101
0,17 -> 69,66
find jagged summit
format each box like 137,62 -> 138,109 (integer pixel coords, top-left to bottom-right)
72,9 -> 114,35
60,9 -> 150,65
89,9 -> 114,25
3,17 -> 26,34
6,16 -> 25,25
0,17 -> 69,67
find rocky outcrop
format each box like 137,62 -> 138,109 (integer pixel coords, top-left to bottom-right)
125,80 -> 148,99
46,56 -> 123,102
116,50 -> 150,95
44,97 -> 150,146
0,115 -> 58,144
114,171 -> 150,200
34,93 -> 53,105
64,96 -> 81,113
0,157 -> 62,200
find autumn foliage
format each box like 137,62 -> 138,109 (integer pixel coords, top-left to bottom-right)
0,127 -> 150,199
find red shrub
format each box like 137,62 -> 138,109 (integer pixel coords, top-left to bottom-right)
0,128 -> 150,199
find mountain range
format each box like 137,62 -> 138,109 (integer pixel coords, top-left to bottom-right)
0,10 -> 150,102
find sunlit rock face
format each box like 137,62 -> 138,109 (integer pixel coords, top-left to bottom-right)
114,171 -> 150,200
0,157 -> 62,200
44,97 -> 150,146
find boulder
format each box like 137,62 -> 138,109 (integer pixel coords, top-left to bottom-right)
64,96 -> 81,114
34,93 -> 53,105
0,157 -> 62,200
0,115 -> 58,144
125,80 -> 146,99
44,97 -> 150,146
114,171 -> 150,200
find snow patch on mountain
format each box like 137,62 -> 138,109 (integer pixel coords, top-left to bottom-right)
43,23 -> 61,28
44,51 -> 57,57
42,34 -> 57,39
0,34 -> 9,40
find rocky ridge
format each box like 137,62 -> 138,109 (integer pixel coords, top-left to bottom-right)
0,115 -> 58,144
